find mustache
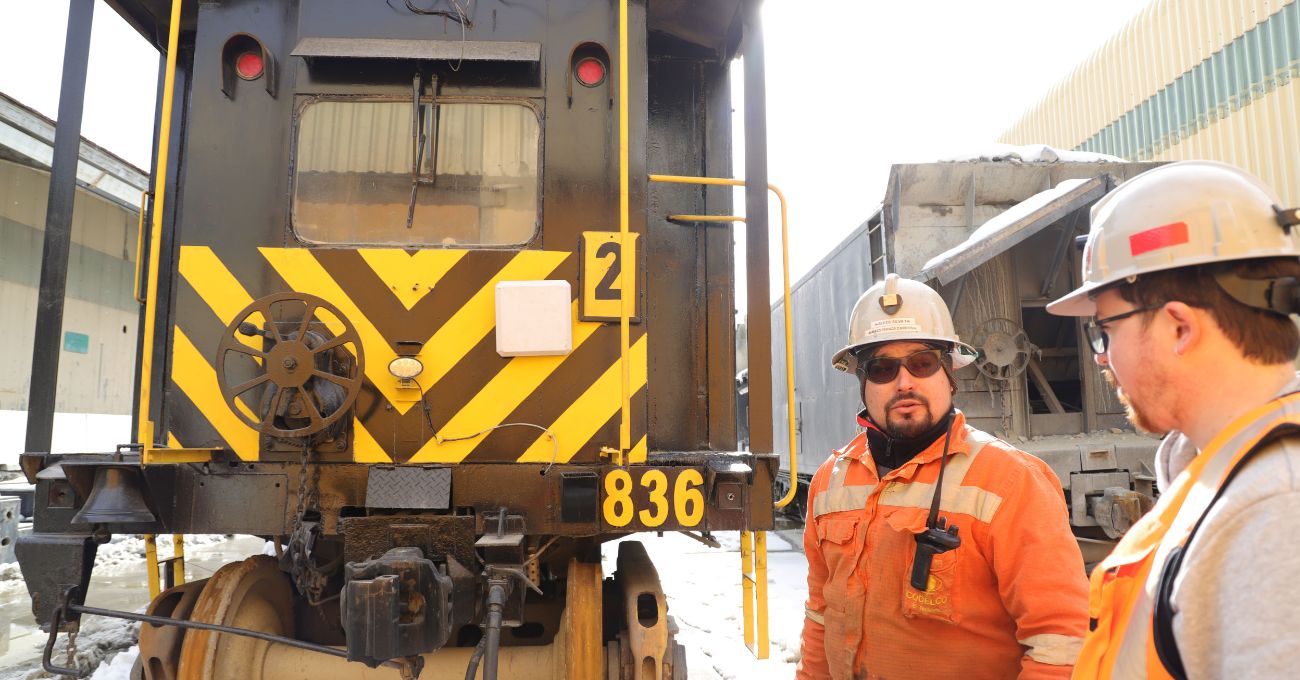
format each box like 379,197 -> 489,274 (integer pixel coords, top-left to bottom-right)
887,392 -> 930,410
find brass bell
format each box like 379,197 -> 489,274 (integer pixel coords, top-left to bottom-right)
72,466 -> 157,524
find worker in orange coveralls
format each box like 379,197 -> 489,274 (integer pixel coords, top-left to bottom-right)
797,274 -> 1089,679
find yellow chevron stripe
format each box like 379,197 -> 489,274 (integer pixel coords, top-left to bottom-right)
629,434 -> 647,464
357,249 -> 467,310
411,302 -> 603,463
167,433 -> 182,448
517,335 -> 648,463
172,327 -> 260,460
261,248 -> 568,415
352,418 -> 393,463
178,246 -> 255,325
177,245 -> 267,377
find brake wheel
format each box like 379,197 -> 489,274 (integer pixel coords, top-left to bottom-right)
215,292 -> 364,438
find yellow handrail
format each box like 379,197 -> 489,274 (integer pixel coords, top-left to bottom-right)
647,175 -> 798,509
617,0 -> 632,463
667,214 -> 747,223
132,191 -> 150,303
136,0 -> 184,448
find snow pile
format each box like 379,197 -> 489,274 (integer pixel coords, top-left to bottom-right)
88,646 -> 139,680
940,142 -> 1125,164
0,608 -> 140,680
93,534 -> 232,576
603,531 -> 808,679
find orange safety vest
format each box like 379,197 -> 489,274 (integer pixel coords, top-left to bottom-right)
1073,392 -> 1300,679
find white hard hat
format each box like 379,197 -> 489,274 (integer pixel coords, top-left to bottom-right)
831,273 -> 977,373
1048,161 -> 1300,317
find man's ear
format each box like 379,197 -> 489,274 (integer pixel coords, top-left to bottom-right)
1162,302 -> 1201,356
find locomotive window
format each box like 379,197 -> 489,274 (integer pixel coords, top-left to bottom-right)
292,100 -> 540,247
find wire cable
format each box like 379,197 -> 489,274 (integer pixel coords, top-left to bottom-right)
411,378 -> 561,474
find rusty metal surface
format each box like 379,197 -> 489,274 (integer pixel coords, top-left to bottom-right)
174,472 -> 289,535
340,515 -> 476,570
14,533 -> 98,630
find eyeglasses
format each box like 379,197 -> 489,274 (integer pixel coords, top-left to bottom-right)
1085,304 -> 1164,354
857,348 -> 946,384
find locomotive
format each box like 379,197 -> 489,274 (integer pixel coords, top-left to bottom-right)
16,1 -> 783,678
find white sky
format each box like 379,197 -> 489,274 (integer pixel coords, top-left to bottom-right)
0,0 -> 1150,307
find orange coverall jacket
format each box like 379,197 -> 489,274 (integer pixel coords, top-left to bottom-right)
797,411 -> 1088,679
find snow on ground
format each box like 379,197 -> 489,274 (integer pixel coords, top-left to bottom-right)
602,530 -> 808,680
0,534 -> 260,680
88,646 -> 139,680
0,605 -> 140,680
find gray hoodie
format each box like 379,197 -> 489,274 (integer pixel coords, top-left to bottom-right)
1158,374 -> 1300,679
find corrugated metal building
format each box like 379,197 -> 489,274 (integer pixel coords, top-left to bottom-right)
1000,0 -> 1299,204
0,92 -> 148,467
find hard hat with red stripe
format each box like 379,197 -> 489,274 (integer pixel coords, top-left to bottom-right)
1048,160 -> 1300,317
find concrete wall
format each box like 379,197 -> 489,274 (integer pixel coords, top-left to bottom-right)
0,158 -> 138,466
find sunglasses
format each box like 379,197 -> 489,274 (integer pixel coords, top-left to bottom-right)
857,348 -> 946,384
1084,304 -> 1164,354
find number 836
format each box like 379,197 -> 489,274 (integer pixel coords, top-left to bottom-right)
602,468 -> 705,529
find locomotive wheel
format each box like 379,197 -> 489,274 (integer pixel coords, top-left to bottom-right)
216,292 -> 364,438
138,578 -> 209,680
177,555 -> 294,680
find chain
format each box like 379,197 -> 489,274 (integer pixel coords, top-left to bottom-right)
65,627 -> 78,671
999,380 -> 1013,440
287,439 -> 328,604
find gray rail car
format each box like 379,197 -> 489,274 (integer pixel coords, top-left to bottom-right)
772,157 -> 1166,563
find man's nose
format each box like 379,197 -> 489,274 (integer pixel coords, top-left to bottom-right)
1093,349 -> 1110,368
896,364 -> 917,389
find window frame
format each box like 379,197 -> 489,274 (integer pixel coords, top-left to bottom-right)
288,94 -> 544,249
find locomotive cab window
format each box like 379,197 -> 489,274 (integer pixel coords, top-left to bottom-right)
292,99 -> 540,247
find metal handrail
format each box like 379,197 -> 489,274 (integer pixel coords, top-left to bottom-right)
132,190 -> 150,303
136,0 -> 184,449
647,175 -> 797,509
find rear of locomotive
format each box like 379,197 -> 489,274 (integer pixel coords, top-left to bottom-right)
16,1 -> 775,678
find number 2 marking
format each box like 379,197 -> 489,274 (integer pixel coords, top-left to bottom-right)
594,241 -> 621,301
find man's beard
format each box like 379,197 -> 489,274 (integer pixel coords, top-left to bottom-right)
884,391 -> 935,439
1102,367 -> 1160,434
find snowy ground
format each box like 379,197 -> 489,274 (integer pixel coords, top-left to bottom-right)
601,530 -> 808,680
0,535 -> 266,680
1,530 -> 811,679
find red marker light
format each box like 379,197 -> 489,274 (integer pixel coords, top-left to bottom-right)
575,58 -> 606,87
236,51 -> 264,80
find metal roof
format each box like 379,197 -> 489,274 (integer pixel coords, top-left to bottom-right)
0,92 -> 150,211
915,176 -> 1107,286
106,0 -> 748,58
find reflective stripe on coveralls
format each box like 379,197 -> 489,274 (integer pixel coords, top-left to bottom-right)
1073,392 -> 1300,679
